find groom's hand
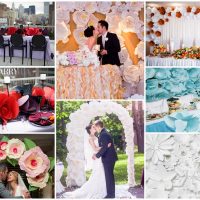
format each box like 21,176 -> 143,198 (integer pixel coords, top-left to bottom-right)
100,49 -> 107,56
92,154 -> 97,160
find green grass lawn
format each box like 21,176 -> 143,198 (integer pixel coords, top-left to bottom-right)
61,150 -> 144,186
86,151 -> 144,185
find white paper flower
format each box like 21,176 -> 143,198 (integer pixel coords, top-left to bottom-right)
135,41 -> 144,60
73,11 -> 90,27
56,21 -> 71,43
6,139 -> 26,159
146,135 -> 200,198
146,135 -> 174,164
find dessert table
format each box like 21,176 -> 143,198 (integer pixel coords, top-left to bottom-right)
146,56 -> 200,66
57,64 -> 123,99
146,110 -> 200,132
0,35 -> 52,60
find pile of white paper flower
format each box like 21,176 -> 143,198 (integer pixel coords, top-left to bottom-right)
57,46 -> 100,68
146,134 -> 200,198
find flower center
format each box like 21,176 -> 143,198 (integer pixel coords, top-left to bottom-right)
31,159 -> 37,167
0,152 -> 3,157
13,148 -> 18,154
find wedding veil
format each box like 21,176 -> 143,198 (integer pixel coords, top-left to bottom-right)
18,173 -> 28,192
84,130 -> 94,170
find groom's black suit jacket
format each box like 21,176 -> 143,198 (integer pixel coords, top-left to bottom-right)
96,128 -> 118,163
97,32 -> 121,66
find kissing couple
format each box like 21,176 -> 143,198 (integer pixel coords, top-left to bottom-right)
64,120 -> 118,198
0,163 -> 30,198
83,20 -> 121,66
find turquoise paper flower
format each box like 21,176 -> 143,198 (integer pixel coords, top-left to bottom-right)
164,112 -> 200,132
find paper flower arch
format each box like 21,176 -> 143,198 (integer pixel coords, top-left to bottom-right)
0,136 -> 54,191
65,101 -> 135,187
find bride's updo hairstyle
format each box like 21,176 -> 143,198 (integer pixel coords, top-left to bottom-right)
86,124 -> 92,134
84,26 -> 95,38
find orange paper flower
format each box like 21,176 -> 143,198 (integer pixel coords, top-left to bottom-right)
176,12 -> 182,18
158,7 -> 166,15
158,19 -> 165,25
155,31 -> 161,37
187,6 -> 192,12
148,21 -> 154,28
195,8 -> 200,15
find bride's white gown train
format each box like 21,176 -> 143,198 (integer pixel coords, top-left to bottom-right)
63,138 -> 134,199
63,139 -> 107,198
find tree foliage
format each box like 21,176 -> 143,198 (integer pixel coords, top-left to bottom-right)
56,101 -> 85,164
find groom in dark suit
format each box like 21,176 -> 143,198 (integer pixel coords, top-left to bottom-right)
92,120 -> 118,198
97,20 -> 121,66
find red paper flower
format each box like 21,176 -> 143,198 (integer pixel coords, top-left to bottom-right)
10,91 -> 22,101
32,87 -> 45,107
0,94 -> 19,125
43,87 -> 55,109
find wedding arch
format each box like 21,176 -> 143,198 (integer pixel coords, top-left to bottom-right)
65,101 -> 135,187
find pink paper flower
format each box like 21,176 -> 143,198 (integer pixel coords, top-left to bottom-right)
0,141 -> 8,150
6,139 -> 25,159
0,150 -> 6,160
19,146 -> 50,178
27,172 -> 49,189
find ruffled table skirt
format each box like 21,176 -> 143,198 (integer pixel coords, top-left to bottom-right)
146,56 -> 200,66
56,64 -> 123,99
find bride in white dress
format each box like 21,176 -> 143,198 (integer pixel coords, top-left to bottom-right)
84,26 -> 100,52
7,171 -> 29,198
63,124 -> 111,199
